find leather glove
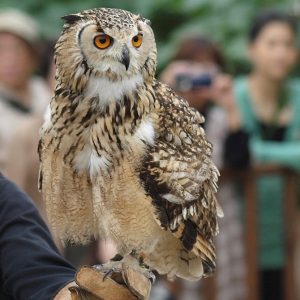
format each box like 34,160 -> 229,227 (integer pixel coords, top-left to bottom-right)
54,264 -> 152,300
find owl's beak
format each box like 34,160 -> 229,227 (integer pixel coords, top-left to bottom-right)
120,45 -> 130,71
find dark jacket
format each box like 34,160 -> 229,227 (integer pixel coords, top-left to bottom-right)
0,173 -> 75,300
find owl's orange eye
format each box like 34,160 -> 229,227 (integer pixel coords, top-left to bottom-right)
132,33 -> 143,48
94,34 -> 113,49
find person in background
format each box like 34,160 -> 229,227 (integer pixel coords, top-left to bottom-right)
207,11 -> 300,300
160,37 -> 224,120
0,9 -> 50,174
4,40 -> 55,219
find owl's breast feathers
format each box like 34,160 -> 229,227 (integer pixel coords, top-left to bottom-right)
139,81 -> 222,276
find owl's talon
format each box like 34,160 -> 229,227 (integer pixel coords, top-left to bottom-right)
102,267 -> 116,281
93,264 -> 104,271
146,271 -> 156,284
93,263 -> 122,281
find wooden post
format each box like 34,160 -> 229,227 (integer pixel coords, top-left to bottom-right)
203,276 -> 216,300
244,173 -> 259,300
218,166 -> 296,300
284,171 -> 296,300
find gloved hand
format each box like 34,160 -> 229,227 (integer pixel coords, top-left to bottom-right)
54,265 -> 152,300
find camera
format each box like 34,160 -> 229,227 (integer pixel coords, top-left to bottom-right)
175,73 -> 213,92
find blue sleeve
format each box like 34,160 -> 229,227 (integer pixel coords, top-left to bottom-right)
250,138 -> 300,171
0,174 -> 76,300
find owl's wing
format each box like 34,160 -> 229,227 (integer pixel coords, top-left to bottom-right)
140,81 -> 222,275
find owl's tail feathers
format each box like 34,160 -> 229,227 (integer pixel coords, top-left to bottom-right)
193,234 -> 216,277
164,251 -> 204,281
172,219 -> 216,278
185,256 -> 204,281
160,253 -> 204,282
148,236 -> 206,281
171,246 -> 214,281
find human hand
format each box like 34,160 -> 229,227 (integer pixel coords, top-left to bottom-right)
211,74 -> 235,111
211,74 -> 241,131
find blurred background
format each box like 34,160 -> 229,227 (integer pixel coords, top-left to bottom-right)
1,0 -> 300,73
0,0 -> 300,299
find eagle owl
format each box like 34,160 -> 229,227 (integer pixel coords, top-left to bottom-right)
39,7 -> 223,282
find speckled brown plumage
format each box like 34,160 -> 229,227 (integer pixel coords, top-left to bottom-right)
39,7 -> 223,281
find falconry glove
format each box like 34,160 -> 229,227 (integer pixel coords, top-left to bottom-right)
54,265 -> 151,300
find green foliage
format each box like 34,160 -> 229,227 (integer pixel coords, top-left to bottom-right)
0,0 -> 297,73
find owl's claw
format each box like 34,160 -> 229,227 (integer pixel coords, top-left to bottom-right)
146,271 -> 156,284
93,263 -> 122,281
103,267 -> 116,281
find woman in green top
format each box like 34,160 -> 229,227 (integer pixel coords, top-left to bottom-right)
208,11 -> 299,300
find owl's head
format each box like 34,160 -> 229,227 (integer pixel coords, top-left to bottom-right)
55,8 -> 157,95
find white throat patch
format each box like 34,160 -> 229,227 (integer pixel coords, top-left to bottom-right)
85,74 -> 143,106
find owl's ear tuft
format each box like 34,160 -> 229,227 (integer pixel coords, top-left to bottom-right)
139,16 -> 151,26
62,14 -> 82,25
